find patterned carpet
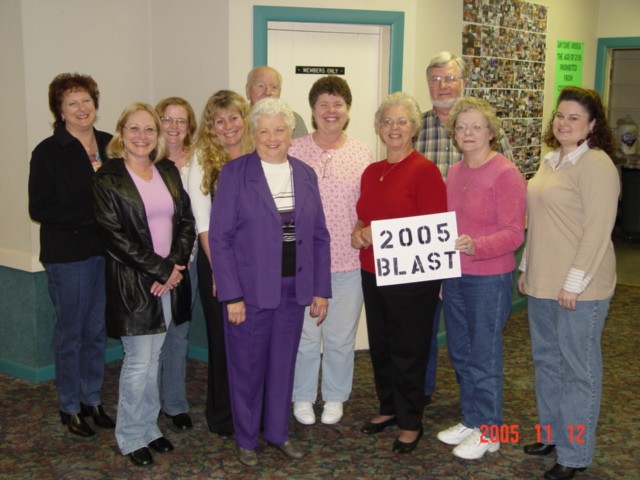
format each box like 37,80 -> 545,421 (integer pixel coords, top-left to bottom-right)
1,285 -> 638,480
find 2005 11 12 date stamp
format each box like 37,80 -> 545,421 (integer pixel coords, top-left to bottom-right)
478,424 -> 586,444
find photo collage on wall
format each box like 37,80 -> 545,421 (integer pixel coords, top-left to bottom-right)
462,0 -> 548,177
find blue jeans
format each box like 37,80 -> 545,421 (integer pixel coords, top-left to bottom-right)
528,297 -> 609,468
442,272 -> 512,428
159,263 -> 197,415
424,301 -> 442,396
44,257 -> 107,414
115,295 -> 170,455
293,270 -> 363,403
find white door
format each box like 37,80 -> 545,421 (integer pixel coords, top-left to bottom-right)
268,22 -> 390,350
268,21 -> 388,160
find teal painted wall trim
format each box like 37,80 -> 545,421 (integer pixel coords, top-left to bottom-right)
0,345 -> 124,384
253,6 -> 404,93
188,345 -> 209,363
595,37 -> 640,94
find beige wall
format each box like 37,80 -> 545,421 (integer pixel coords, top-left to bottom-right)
597,0 -> 640,38
2,0 -> 638,272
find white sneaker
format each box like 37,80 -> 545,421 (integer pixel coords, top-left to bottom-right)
452,428 -> 500,460
293,402 -> 315,425
321,402 -> 343,425
437,423 -> 474,445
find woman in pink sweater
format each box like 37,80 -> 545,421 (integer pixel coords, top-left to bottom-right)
436,97 -> 526,460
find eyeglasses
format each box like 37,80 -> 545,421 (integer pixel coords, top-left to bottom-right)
428,75 -> 460,85
381,118 -> 411,129
160,116 -> 188,128
454,124 -> 490,134
124,125 -> 157,137
320,151 -> 332,179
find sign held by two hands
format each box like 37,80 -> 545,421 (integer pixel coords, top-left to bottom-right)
371,212 -> 461,286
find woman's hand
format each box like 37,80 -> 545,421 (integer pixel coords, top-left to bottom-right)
558,289 -> 578,311
517,272 -> 527,295
150,264 -> 186,296
455,234 -> 475,256
351,224 -> 372,249
309,297 -> 329,326
227,301 -> 246,325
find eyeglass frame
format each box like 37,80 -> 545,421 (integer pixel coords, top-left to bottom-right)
381,118 -> 412,129
160,116 -> 188,128
454,124 -> 490,134
428,75 -> 462,85
320,151 -> 332,179
123,125 -> 158,137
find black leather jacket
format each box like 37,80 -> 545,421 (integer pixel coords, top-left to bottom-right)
92,157 -> 196,338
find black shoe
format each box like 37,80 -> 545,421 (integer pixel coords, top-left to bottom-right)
165,412 -> 192,431
524,442 -> 556,456
544,463 -> 587,480
216,431 -> 233,439
128,447 -> 153,466
149,436 -> 174,453
392,426 -> 424,454
60,411 -> 95,437
80,403 -> 115,429
361,416 -> 397,434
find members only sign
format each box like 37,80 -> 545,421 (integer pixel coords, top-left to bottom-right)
371,212 -> 461,286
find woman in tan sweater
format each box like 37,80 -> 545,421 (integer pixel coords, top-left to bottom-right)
517,87 -> 619,480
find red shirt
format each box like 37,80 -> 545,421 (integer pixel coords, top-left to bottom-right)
356,150 -> 447,273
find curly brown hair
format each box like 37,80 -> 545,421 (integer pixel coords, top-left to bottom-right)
542,86 -> 615,157
194,90 -> 253,195
48,73 -> 100,129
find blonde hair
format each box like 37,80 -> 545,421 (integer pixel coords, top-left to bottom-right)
107,102 -> 166,162
194,90 -> 253,195
155,96 -> 197,152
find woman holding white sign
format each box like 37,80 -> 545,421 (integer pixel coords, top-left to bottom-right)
352,92 -> 446,453
436,97 -> 526,461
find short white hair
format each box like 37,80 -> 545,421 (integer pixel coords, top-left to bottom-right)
249,97 -> 295,134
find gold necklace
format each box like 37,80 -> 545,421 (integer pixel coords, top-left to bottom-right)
379,161 -> 401,182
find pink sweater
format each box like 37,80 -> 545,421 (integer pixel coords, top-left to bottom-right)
446,153 -> 526,275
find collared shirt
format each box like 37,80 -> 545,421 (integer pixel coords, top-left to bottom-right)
546,140 -> 590,171
416,108 -> 514,178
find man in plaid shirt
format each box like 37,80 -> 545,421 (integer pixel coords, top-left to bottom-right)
416,52 -> 513,178
416,52 -> 514,406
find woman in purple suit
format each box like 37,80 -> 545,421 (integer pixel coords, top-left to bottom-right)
209,97 -> 331,467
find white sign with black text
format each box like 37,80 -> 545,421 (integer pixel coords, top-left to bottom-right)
371,212 -> 461,286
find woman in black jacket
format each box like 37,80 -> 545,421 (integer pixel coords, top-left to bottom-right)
28,73 -> 115,438
92,103 -> 195,467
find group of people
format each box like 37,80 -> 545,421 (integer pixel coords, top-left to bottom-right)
28,50 -> 618,480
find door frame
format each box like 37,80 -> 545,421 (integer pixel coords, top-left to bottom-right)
594,36 -> 640,98
253,6 -> 404,93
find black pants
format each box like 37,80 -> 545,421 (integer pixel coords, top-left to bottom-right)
361,270 -> 440,431
197,242 -> 233,434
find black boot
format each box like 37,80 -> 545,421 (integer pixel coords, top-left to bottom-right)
60,411 -> 95,437
81,403 -> 115,429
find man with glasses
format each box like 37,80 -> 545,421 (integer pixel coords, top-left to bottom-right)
416,51 -> 513,407
245,65 -> 308,139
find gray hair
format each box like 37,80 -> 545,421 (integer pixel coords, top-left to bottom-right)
426,51 -> 468,79
374,92 -> 422,141
249,97 -> 295,134
246,66 -> 282,87
445,97 -> 501,151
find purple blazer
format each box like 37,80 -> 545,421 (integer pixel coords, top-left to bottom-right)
209,151 -> 331,309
